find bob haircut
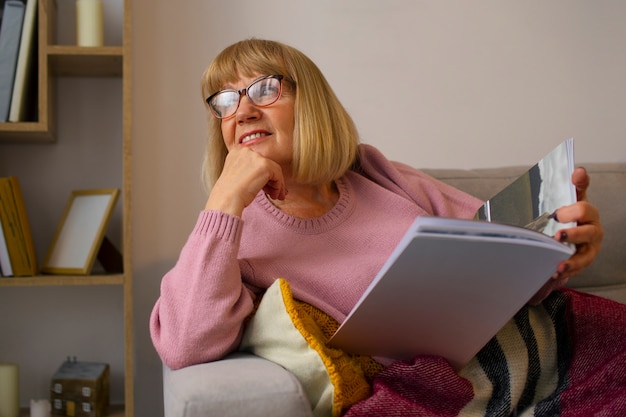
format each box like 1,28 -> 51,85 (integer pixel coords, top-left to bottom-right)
200,39 -> 360,189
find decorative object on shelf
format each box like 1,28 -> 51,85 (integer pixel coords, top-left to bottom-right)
30,399 -> 51,417
50,357 -> 110,417
42,189 -> 120,275
0,362 -> 19,417
76,0 -> 103,47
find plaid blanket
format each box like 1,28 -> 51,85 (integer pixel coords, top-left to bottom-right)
344,288 -> 626,416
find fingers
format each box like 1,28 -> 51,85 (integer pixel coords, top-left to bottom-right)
557,228 -> 602,273
262,178 -> 288,201
205,147 -> 286,215
554,239 -> 596,278
572,166 -> 590,202
530,218 -> 602,306
549,201 -> 603,288
530,195 -> 604,306
553,199 -> 600,226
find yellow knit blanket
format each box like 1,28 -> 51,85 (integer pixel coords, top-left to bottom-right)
240,279 -> 383,417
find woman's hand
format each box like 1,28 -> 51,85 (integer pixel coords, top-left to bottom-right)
204,146 -> 287,217
528,167 -> 604,305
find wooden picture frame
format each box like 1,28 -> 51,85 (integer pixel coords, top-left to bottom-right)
42,189 -> 120,275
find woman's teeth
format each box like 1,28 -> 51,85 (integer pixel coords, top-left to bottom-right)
241,132 -> 266,144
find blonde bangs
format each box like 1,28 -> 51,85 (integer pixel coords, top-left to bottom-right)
201,40 -> 290,100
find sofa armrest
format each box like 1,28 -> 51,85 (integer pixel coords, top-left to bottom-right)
163,352 -> 314,417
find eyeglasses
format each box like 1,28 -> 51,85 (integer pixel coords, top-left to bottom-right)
206,75 -> 285,119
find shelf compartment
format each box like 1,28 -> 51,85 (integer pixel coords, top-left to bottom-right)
0,47 -> 123,143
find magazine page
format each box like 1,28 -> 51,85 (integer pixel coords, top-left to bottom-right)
476,138 -> 576,237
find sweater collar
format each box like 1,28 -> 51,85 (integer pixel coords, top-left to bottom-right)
253,176 -> 354,234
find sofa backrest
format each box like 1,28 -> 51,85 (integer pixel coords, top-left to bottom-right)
423,163 -> 626,304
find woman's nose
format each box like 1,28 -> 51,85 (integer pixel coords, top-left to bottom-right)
236,94 -> 261,122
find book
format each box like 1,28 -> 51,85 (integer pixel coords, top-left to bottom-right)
0,0 -> 25,122
0,176 -> 37,276
7,176 -> 37,273
0,177 -> 24,275
0,218 -> 13,276
328,139 -> 577,369
8,0 -> 37,122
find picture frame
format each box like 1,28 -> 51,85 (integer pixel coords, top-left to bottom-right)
42,189 -> 120,275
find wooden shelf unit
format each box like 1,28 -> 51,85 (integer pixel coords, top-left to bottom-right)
0,0 -> 134,415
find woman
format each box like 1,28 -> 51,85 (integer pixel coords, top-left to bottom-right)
150,38 -> 602,374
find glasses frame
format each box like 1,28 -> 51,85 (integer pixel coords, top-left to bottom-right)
206,75 -> 285,119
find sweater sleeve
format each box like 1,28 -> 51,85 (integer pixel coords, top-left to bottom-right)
150,210 -> 256,370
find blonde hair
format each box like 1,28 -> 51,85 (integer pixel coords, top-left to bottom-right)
200,39 -> 360,189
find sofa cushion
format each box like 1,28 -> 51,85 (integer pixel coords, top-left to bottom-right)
239,279 -> 375,417
239,279 -> 335,417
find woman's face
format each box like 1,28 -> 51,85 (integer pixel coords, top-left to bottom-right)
220,73 -> 296,177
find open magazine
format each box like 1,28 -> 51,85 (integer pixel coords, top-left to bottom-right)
329,139 -> 576,369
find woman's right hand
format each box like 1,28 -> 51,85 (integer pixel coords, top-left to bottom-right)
204,146 -> 287,216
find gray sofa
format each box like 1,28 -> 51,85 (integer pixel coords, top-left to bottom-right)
163,162 -> 626,417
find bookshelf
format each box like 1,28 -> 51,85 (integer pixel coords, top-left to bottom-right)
0,0 -> 133,416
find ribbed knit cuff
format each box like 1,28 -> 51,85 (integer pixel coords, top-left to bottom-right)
194,210 -> 242,243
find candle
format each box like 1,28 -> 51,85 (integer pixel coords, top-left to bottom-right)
76,0 -> 104,47
30,399 -> 51,417
0,363 -> 19,417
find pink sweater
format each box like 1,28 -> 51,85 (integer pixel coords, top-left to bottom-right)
150,145 -> 482,370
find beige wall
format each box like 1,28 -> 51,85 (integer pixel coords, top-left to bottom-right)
133,1 -> 626,415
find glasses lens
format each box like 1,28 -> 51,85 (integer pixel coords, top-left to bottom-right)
207,76 -> 283,119
248,77 -> 282,107
209,91 -> 239,118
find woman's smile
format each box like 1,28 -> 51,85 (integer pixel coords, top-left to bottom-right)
240,130 -> 271,145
